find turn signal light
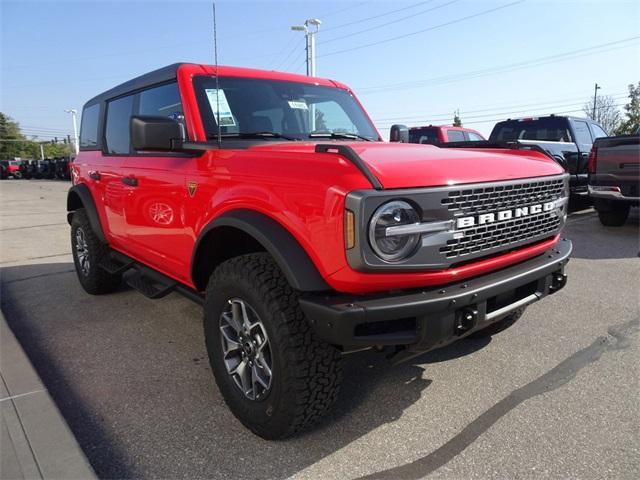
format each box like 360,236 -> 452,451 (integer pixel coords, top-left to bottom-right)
345,210 -> 355,250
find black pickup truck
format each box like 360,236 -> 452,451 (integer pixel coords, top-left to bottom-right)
588,130 -> 640,226
488,116 -> 609,194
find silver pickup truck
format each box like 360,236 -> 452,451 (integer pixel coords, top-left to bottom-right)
588,129 -> 640,226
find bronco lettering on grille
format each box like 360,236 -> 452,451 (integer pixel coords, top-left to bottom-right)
456,201 -> 555,229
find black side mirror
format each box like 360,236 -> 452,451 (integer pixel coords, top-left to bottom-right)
130,116 -> 185,151
389,124 -> 409,143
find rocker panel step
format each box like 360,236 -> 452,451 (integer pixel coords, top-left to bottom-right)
125,270 -> 176,299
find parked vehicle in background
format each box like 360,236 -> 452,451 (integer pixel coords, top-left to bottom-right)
588,129 -> 640,226
68,62 -> 571,439
1,160 -> 22,179
488,115 -> 608,195
0,161 -> 7,179
404,125 -> 486,145
54,157 -> 71,180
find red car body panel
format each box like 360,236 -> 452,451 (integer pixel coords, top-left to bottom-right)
73,63 -> 565,295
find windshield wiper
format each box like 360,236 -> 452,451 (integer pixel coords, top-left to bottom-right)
212,132 -> 299,141
309,132 -> 373,141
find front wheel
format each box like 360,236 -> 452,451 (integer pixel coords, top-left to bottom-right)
204,253 -> 343,439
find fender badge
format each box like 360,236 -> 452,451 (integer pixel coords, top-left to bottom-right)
187,181 -> 198,198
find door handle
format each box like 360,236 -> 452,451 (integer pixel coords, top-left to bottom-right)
89,170 -> 101,180
122,176 -> 138,187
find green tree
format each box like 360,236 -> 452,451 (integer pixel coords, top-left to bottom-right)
453,110 -> 462,127
0,112 -> 73,159
0,112 -> 29,159
616,82 -> 640,135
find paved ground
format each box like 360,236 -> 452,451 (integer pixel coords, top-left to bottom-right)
1,180 -> 638,480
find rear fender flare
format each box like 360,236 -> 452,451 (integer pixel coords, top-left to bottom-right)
66,183 -> 107,243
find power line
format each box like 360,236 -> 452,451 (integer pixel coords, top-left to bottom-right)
374,103 -> 628,128
320,0 -> 461,45
320,1 -> 436,33
357,36 -> 640,93
318,0 -> 526,58
371,93 -> 629,123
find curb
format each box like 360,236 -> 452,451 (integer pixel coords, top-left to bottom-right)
0,310 -> 96,479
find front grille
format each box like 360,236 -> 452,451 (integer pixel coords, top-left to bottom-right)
441,178 -> 564,216
440,212 -> 560,259
439,177 -> 565,260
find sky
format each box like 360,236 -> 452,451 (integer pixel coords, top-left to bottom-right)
1,0 -> 639,142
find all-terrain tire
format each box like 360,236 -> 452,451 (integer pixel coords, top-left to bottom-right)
70,209 -> 122,294
204,253 -> 343,439
595,202 -> 630,227
469,307 -> 525,338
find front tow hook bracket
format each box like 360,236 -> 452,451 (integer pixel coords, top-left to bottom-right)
455,307 -> 478,335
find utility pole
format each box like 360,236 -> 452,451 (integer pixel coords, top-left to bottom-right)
40,143 -> 44,160
592,83 -> 601,119
65,108 -> 79,155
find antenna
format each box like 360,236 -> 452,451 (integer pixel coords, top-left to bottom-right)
213,1 -> 222,147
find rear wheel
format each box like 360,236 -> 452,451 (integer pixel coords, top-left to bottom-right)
204,253 -> 343,439
594,200 -> 630,226
71,209 -> 122,294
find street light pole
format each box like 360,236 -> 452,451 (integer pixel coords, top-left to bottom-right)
592,83 -> 601,119
291,18 -> 321,77
65,109 -> 79,155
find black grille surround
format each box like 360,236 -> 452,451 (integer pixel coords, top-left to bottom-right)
344,173 -> 570,272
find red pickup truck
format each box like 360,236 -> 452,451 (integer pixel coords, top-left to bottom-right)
68,63 -> 571,439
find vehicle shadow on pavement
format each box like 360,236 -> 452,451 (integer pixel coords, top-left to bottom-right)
1,263 -> 136,478
1,262 -> 491,480
566,209 -> 640,260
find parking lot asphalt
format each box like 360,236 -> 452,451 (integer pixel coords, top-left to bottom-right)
1,180 -> 638,480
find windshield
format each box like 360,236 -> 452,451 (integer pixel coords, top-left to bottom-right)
408,128 -> 439,145
193,76 -> 379,141
490,118 -> 572,142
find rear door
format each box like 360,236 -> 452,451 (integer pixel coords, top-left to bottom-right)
570,119 -> 594,185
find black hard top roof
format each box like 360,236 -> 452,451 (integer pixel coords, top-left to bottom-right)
84,63 -> 188,107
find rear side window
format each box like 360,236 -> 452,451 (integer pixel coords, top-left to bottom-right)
105,95 -> 134,154
409,128 -> 439,144
447,130 -> 466,142
79,104 -> 100,149
573,120 -> 593,145
491,118 -> 572,142
139,82 -> 184,120
591,124 -> 608,139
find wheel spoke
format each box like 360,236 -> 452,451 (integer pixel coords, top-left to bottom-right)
219,325 -> 240,356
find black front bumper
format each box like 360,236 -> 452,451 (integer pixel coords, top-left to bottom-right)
300,239 -> 572,351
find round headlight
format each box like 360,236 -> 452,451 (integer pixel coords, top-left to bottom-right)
369,200 -> 421,262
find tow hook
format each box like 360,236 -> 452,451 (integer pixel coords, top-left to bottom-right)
549,271 -> 567,293
455,307 -> 478,335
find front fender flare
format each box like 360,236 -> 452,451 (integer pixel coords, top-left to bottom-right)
192,210 -> 330,292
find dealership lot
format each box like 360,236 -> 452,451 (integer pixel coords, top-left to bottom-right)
1,180 -> 638,479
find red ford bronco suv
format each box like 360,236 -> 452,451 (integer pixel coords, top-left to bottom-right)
68,63 -> 572,439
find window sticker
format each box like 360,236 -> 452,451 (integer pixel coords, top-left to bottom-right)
288,100 -> 309,110
205,89 -> 236,126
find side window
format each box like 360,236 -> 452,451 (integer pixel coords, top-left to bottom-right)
105,95 -> 134,154
573,120 -> 593,145
591,123 -> 608,139
447,130 -> 466,142
79,103 -> 100,149
139,82 -> 184,121
467,132 -> 484,141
